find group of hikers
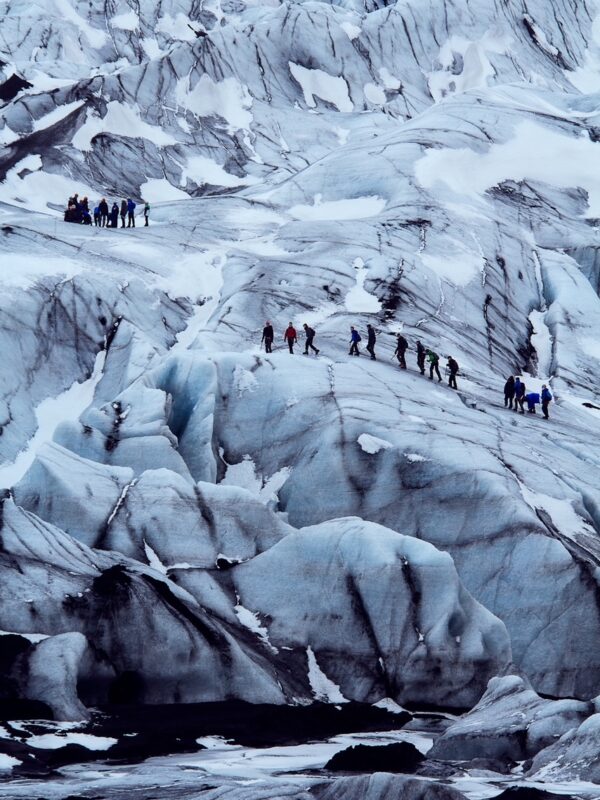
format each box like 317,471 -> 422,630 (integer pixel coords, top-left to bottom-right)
504,376 -> 553,419
261,322 -> 461,389
261,321 -> 555,418
64,193 -> 150,228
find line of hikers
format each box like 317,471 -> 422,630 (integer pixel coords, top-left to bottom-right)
504,376 -> 553,419
261,322 -> 460,389
64,193 -> 150,228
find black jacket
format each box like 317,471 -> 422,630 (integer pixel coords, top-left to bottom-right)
395,335 -> 408,353
367,328 -> 376,345
262,325 -> 273,341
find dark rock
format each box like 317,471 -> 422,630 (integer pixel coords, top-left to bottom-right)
325,741 -> 425,773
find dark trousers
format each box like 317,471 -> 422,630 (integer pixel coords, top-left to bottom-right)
101,213 -> 108,227
144,214 -> 149,227
396,350 -> 407,369
286,338 -> 295,353
128,211 -> 135,228
120,214 -> 126,228
94,216 -> 100,226
429,362 -> 441,380
305,335 -> 318,354
542,401 -> 550,419
349,341 -> 360,356
366,343 -> 376,360
264,337 -> 272,353
515,396 -> 525,413
504,394 -> 514,409
417,353 -> 425,374
448,372 -> 458,389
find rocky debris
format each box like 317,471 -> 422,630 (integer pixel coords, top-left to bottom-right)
324,741 -> 425,773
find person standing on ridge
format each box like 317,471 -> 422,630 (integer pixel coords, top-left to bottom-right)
447,356 -> 459,389
261,321 -> 274,353
99,197 -> 109,227
93,205 -> 100,226
127,198 -> 136,228
143,201 -> 150,227
427,349 -> 442,381
514,377 -> 526,413
541,384 -> 553,419
366,324 -> 377,360
504,376 -> 516,409
349,326 -> 361,356
303,323 -> 319,355
394,333 -> 408,369
109,202 -> 119,228
416,340 -> 426,375
120,199 -> 127,228
284,322 -> 297,354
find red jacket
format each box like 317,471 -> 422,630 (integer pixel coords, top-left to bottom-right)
284,326 -> 297,341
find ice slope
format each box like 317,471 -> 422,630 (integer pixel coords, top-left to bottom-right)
1,0 -> 600,778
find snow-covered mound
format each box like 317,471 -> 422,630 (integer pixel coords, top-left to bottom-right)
1,0 -> 600,782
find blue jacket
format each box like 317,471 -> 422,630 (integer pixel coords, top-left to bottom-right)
526,392 -> 540,404
541,388 -> 552,403
350,330 -> 360,343
514,379 -> 525,398
127,199 -> 136,213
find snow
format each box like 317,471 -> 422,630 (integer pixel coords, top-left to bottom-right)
0,349 -> 105,490
26,733 -> 117,750
357,433 -> 393,454
0,754 -> 21,770
144,540 -> 168,574
420,244 -> 484,287
340,21 -> 361,40
73,102 -> 177,151
378,67 -> 401,90
0,253 -> 85,288
234,602 -> 277,652
345,257 -> 382,312
220,453 -> 291,506
0,629 -> 49,643
110,11 -> 139,31
138,178 -> 188,202
415,121 -> 600,218
32,100 -> 85,132
404,453 -> 428,463
289,195 -> 386,221
364,82 -> 386,104
0,155 -> 96,215
180,155 -> 259,188
306,646 -> 348,703
52,0 -> 108,47
156,13 -> 196,41
175,74 -> 253,132
289,62 -> 353,112
529,309 -> 553,378
428,34 -> 509,101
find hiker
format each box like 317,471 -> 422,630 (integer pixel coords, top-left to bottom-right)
541,384 -> 553,419
284,322 -> 297,353
514,377 -> 526,413
99,198 -> 109,227
143,201 -> 150,227
261,321 -> 274,353
127,198 -> 136,227
120,200 -> 127,228
349,326 -> 361,356
526,391 -> 541,414
64,204 -> 77,223
109,202 -> 119,228
416,340 -> 426,375
447,356 -> 459,389
427,349 -> 442,381
81,196 -> 89,213
93,205 -> 100,226
303,323 -> 319,355
366,324 -> 376,360
394,333 -> 408,369
82,209 -> 92,225
504,376 -> 516,409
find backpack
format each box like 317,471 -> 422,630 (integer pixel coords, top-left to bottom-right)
306,326 -> 315,337
356,334 -> 362,342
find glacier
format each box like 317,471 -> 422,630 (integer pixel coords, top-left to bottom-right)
2,0 -> 600,793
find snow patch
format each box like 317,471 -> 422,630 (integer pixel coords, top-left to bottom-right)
364,82 -> 386,104
289,194 -> 385,221
73,102 -> 177,151
340,21 -> 361,40
358,433 -> 393,454
234,603 -> 277,652
306,646 -> 348,703
138,178 -> 188,202
404,453 -> 428,463
0,754 -> 21,770
110,10 -> 139,30
175,74 -> 253,133
289,62 -> 353,113
180,155 -> 259,189
27,733 -> 117,750
156,13 -> 196,41
345,257 -> 382,312
32,100 -> 84,132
